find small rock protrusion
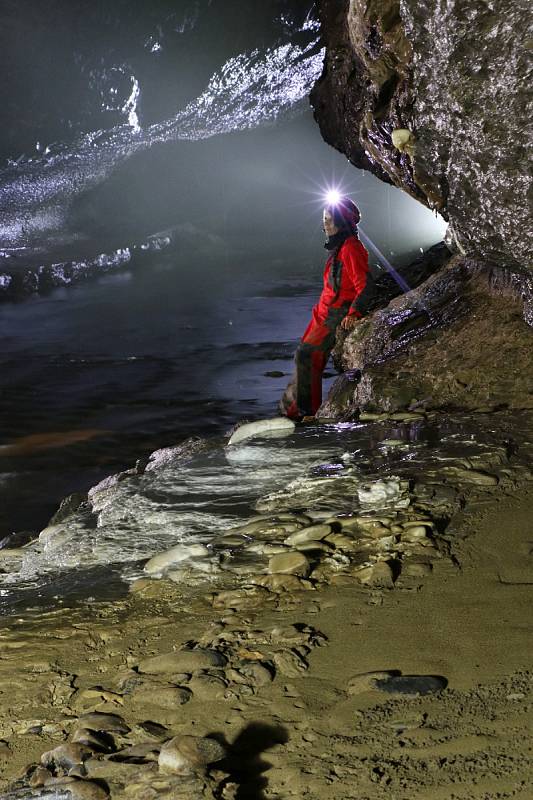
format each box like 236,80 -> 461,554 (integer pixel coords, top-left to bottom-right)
159,734 -> 226,775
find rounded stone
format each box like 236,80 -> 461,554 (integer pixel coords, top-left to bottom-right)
133,686 -> 192,709
159,735 -> 226,775
212,586 -> 272,611
188,673 -> 227,700
77,712 -> 130,734
323,533 -> 358,550
251,573 -> 311,592
41,743 -> 93,772
138,648 -> 226,674
70,728 -> 115,753
355,561 -> 394,588
401,525 -> 430,543
284,524 -> 331,546
268,551 -> 310,577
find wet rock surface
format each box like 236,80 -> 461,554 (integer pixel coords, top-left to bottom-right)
320,259 -> 533,418
312,0 -> 532,269
0,410 -> 532,797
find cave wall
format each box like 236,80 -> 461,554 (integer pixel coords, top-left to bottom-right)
312,0 -> 532,270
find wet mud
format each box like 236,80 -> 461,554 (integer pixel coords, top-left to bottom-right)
0,409 -> 532,798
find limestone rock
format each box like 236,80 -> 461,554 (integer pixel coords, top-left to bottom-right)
323,532 -> 358,550
268,551 -> 310,577
212,585 -> 273,611
234,661 -> 274,687
401,525 -> 430,544
77,713 -> 130,734
138,649 -> 226,674
29,766 -> 53,787
71,728 -> 115,753
228,417 -> 295,445
355,561 -> 394,588
41,743 -> 93,772
284,524 -> 331,546
144,543 -> 210,574
188,673 -> 227,700
159,735 -> 226,775
251,573 -> 312,592
111,742 -> 161,762
133,686 -> 192,709
312,0 -> 531,267
272,650 -> 308,678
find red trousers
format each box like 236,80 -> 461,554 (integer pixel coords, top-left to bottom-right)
280,304 -> 348,419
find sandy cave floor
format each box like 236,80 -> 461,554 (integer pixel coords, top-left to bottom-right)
0,485 -> 531,799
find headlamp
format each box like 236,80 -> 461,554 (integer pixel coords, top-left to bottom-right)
324,189 -> 341,206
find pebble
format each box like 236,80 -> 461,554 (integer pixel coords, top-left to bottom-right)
138,648 -> 226,674
133,686 -> 192,709
111,742 -> 161,761
324,533 -> 358,550
352,519 -> 390,537
374,674 -> 448,696
284,524 -> 331,546
77,712 -> 130,734
401,525 -> 430,543
245,512 -> 312,525
137,721 -> 169,740
292,540 -> 332,553
251,573 -> 311,592
244,543 -> 289,555
188,673 -> 227,699
41,743 -> 93,772
71,728 -> 115,752
212,586 -> 273,611
402,561 -> 433,577
273,650 -> 308,677
234,661 -> 274,687
29,766 -> 53,787
268,551 -> 310,576
159,734 -> 226,775
219,534 -> 250,546
228,417 -> 295,445
144,543 -> 210,575
355,561 -> 394,588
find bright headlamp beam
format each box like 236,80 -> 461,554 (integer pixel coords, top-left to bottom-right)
325,189 -> 341,206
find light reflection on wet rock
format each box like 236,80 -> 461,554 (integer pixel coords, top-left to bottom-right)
1,412 -> 533,616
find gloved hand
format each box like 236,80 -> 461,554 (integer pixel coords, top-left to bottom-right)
341,315 -> 362,331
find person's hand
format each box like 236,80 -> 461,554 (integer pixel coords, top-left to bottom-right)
341,315 -> 361,331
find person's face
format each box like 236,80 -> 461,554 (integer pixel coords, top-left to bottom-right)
323,208 -> 339,237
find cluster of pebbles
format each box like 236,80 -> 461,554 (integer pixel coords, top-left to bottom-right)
137,411 -> 533,601
4,708 -> 226,799
3,619 -> 331,799
3,412 -> 533,797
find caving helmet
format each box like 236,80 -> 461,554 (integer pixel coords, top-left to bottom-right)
324,192 -> 361,233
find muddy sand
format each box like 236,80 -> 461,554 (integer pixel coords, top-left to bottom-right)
0,474 -> 531,798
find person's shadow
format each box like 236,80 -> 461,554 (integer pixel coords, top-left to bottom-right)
209,721 -> 289,799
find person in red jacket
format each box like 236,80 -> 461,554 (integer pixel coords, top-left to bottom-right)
280,195 -> 373,420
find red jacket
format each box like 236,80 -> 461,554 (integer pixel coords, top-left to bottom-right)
314,236 -> 370,323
